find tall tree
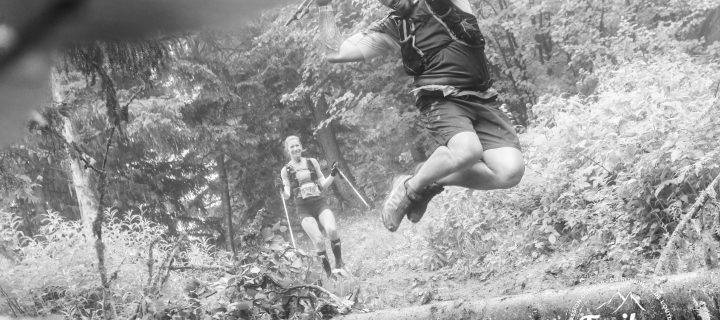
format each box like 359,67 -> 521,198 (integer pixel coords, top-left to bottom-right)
51,69 -> 98,236
306,93 -> 369,208
217,153 -> 236,257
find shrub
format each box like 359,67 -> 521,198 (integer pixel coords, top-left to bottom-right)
0,207 -> 342,319
0,209 -> 229,317
423,52 -> 720,278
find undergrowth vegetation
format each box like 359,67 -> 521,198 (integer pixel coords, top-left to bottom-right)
1,51 -> 719,320
421,52 -> 720,279
0,209 -> 346,319
2,1 -> 720,319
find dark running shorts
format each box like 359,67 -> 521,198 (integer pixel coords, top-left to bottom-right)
416,94 -> 521,150
295,197 -> 330,220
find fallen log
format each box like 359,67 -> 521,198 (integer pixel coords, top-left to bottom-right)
336,270 -> 720,320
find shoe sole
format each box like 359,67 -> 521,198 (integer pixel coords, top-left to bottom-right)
382,175 -> 411,232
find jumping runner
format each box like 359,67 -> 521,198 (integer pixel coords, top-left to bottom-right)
321,0 -> 525,231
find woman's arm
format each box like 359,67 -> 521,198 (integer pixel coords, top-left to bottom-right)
280,167 -> 291,200
312,158 -> 335,190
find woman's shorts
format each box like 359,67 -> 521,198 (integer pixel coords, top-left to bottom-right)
295,197 -> 330,221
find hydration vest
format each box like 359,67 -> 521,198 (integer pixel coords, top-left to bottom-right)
285,158 -> 320,200
395,0 -> 493,90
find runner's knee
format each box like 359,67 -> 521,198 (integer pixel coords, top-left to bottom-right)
495,162 -> 524,188
301,218 -> 323,242
322,220 -> 339,240
447,138 -> 483,168
318,210 -> 338,239
481,147 -> 524,189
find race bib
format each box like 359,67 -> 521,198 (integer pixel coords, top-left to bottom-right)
299,182 -> 321,199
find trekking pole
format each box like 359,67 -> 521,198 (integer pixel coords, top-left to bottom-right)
285,0 -> 313,26
280,191 -> 297,249
336,169 -> 371,209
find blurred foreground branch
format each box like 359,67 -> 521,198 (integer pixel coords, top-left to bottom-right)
654,173 -> 720,275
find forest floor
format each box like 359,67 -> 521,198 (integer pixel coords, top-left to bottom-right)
293,199 -> 617,314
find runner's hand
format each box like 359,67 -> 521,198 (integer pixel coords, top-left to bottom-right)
330,162 -> 340,177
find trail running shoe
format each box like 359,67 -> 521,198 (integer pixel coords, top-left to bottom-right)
332,268 -> 350,278
333,260 -> 349,278
406,183 -> 445,223
406,161 -> 444,223
382,174 -> 413,232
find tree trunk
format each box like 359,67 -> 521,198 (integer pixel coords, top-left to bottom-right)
230,171 -> 252,226
305,93 -> 370,209
52,69 -> 98,237
61,121 -> 96,235
217,153 -> 236,258
337,271 -> 720,320
700,6 -> 720,44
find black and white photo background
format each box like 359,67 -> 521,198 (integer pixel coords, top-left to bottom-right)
1,1 -> 719,319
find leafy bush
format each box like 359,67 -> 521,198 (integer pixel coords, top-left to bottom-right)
422,52 -> 720,278
2,210 -> 179,316
0,207 -> 349,319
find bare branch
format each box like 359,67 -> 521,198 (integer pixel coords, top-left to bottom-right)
576,151 -> 613,175
168,265 -> 228,271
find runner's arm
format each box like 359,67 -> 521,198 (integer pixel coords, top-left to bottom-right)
311,158 -> 335,190
326,31 -> 399,63
280,167 -> 291,200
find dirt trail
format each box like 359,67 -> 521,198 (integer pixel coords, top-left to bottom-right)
297,207 -> 720,320
294,207 -> 573,312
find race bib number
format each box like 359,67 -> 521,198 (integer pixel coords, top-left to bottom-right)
299,183 -> 321,199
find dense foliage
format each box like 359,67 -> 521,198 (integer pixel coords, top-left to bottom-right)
1,0 -> 719,318
0,208 -> 354,319
421,53 -> 720,279
416,0 -> 720,280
